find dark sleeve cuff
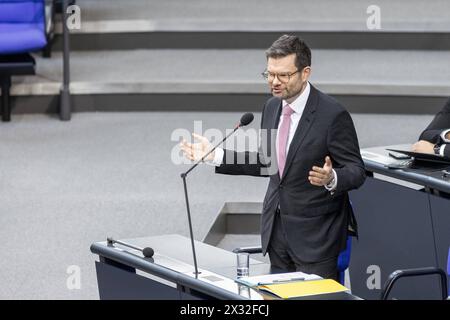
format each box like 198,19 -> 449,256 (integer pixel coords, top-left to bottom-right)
419,129 -> 443,143
444,144 -> 450,158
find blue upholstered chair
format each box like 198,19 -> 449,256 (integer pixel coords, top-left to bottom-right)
0,0 -> 48,121
0,0 -> 47,54
337,236 -> 352,285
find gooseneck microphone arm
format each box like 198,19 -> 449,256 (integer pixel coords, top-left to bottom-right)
107,237 -> 154,258
180,113 -> 254,278
180,129 -> 237,278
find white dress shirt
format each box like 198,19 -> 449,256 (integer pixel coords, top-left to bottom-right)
210,82 -> 337,191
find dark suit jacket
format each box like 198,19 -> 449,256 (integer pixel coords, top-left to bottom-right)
215,85 -> 366,263
419,97 -> 450,157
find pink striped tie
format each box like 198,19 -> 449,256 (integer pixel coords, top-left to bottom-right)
277,104 -> 295,177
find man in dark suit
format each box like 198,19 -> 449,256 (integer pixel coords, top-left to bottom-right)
181,35 -> 366,280
412,97 -> 450,157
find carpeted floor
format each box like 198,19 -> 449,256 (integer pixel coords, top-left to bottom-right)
0,111 -> 433,299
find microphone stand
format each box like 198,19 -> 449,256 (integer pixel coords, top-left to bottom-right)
180,124 -> 241,278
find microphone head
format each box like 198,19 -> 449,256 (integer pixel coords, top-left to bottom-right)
239,113 -> 254,127
142,247 -> 154,258
106,237 -> 114,246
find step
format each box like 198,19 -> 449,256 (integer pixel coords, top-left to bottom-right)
67,0 -> 450,33
11,49 -> 450,96
202,202 -> 268,263
6,48 -> 450,114
51,0 -> 450,50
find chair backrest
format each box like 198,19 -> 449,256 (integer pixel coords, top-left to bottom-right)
337,200 -> 355,285
0,0 -> 47,54
0,0 -> 45,24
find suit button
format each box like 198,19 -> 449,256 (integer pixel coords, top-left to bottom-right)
279,184 -> 284,189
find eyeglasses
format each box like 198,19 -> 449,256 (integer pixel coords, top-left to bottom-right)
261,69 -> 300,83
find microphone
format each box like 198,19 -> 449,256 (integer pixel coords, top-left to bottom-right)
237,112 -> 254,128
107,237 -> 154,258
180,113 -> 254,277
142,247 -> 155,258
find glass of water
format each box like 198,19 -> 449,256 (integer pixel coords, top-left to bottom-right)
236,252 -> 250,278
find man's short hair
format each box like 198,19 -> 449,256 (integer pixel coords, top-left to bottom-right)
265,35 -> 311,71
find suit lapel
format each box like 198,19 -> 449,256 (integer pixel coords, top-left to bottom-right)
269,99 -> 282,182
272,99 -> 283,130
281,85 -> 318,181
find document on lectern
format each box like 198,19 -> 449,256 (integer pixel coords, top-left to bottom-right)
257,279 -> 349,299
235,271 -> 321,287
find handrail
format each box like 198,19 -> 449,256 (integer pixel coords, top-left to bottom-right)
381,267 -> 448,300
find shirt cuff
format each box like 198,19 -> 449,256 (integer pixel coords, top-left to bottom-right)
441,129 -> 450,143
204,147 -> 224,167
440,144 -> 446,156
324,169 -> 337,192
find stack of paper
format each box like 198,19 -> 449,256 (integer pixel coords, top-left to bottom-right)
235,271 -> 321,287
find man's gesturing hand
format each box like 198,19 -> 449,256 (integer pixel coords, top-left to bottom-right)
309,156 -> 333,186
180,133 -> 215,162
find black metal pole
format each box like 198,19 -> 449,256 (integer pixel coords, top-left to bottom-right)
1,78 -> 11,122
181,173 -> 200,277
179,124 -> 241,278
60,0 -> 71,121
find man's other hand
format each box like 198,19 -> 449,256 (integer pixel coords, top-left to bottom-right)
309,156 -> 333,186
412,140 -> 435,154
